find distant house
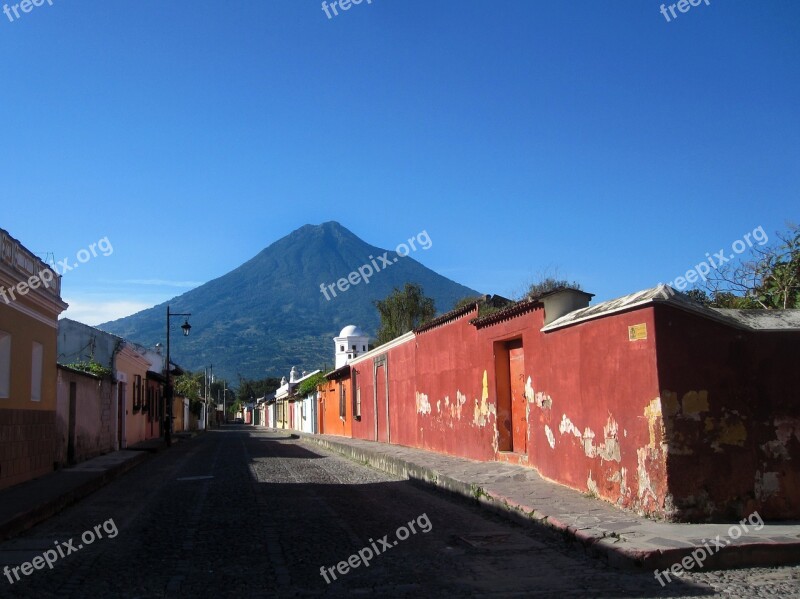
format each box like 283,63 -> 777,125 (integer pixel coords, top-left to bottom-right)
0,228 -> 68,490
274,367 -> 300,429
58,319 -> 158,448
56,364 -> 115,465
292,369 -> 321,434
319,325 -> 368,437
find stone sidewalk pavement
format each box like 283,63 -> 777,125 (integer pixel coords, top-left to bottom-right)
297,431 -> 800,571
0,435 -> 185,542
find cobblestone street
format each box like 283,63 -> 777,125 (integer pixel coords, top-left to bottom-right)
1,428 -> 799,598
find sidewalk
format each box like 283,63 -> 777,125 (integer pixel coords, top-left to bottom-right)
0,439 -> 171,542
298,432 -> 800,571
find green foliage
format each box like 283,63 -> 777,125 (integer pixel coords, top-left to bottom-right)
453,296 -> 483,311
374,282 -> 436,345
236,377 -> 281,402
227,399 -> 243,416
66,360 -> 112,378
174,372 -> 201,401
698,224 -> 799,310
452,295 -> 508,318
755,226 -> 800,309
296,372 -> 326,397
684,289 -> 711,306
527,277 -> 582,299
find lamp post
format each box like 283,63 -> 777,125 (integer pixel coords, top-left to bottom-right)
165,305 -> 191,446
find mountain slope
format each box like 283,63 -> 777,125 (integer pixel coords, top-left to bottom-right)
99,222 -> 479,381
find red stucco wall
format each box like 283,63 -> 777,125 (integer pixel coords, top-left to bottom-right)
475,305 -> 666,517
654,305 -> 800,521
335,298 -> 799,521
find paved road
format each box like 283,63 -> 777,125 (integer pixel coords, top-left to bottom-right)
0,428 -> 799,598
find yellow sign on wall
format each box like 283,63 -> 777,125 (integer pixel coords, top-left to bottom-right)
628,323 -> 647,341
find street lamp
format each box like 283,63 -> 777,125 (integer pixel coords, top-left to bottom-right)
165,305 -> 191,446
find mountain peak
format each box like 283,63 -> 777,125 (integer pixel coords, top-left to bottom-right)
100,224 -> 479,381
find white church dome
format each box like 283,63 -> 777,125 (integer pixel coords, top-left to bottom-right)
339,325 -> 365,338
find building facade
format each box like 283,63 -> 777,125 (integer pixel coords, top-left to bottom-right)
0,228 -> 68,490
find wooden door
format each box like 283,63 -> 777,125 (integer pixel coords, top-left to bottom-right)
509,342 -> 527,454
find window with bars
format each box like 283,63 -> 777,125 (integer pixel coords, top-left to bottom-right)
339,382 -> 346,420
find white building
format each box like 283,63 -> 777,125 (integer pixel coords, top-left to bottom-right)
333,325 -> 369,369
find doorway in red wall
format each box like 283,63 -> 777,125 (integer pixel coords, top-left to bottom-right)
508,340 -> 527,455
495,339 -> 527,454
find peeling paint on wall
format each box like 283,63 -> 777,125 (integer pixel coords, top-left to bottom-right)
682,390 -> 709,420
644,398 -> 663,449
587,471 -> 599,496
636,447 -> 657,502
661,391 -> 679,418
598,417 -> 621,462
582,427 -> 596,457
453,391 -> 467,420
577,417 -> 621,463
535,391 -> 552,409
755,470 -> 780,501
608,466 -> 628,498
525,376 -> 535,402
545,425 -> 555,449
559,414 -> 581,439
762,439 -> 790,460
761,418 -> 800,461
473,395 -> 493,427
416,392 -> 431,415
716,417 -> 747,447
473,371 -> 495,428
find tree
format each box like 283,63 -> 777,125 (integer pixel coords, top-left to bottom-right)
683,288 -> 711,307
374,283 -> 436,345
235,376 -> 282,402
174,372 -> 202,401
698,224 -> 799,309
227,399 -> 244,417
174,372 -> 207,418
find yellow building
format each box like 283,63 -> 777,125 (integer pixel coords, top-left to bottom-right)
0,228 -> 68,490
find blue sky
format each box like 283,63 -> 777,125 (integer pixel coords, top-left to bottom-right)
1,0 -> 797,325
